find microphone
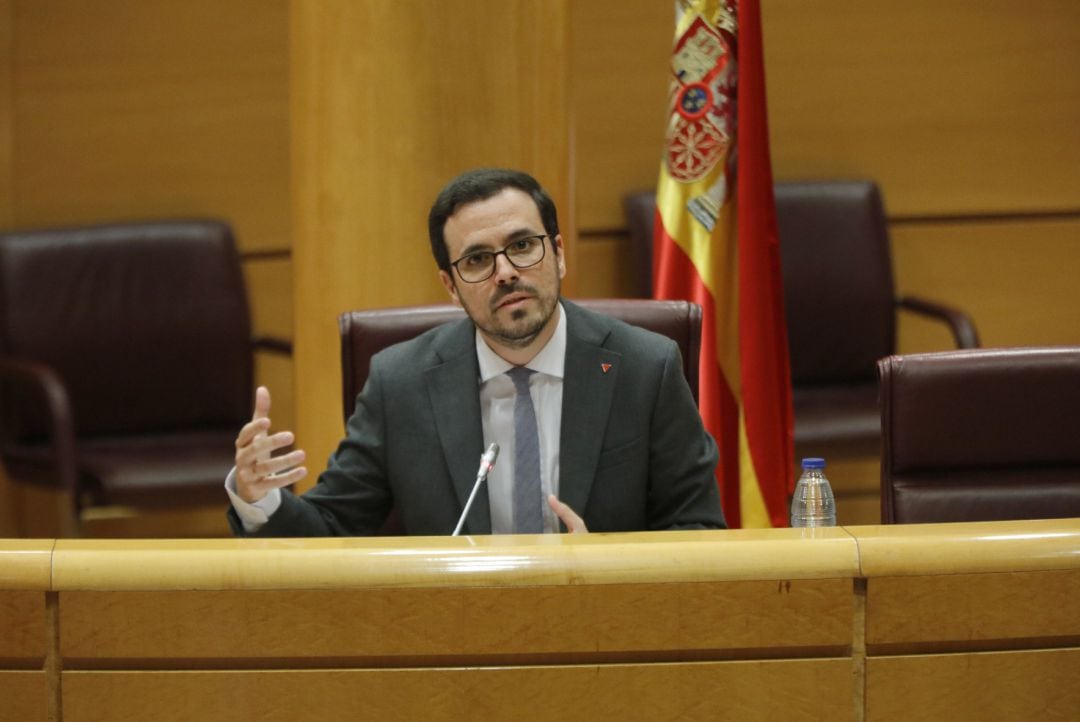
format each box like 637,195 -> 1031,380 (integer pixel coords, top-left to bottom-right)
452,442 -> 499,536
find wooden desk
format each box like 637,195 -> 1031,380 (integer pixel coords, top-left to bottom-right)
2,520 -> 1077,721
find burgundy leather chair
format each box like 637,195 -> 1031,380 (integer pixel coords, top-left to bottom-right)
340,298 -> 702,420
624,181 -> 979,463
338,299 -> 702,535
878,347 -> 1080,523
0,220 -> 290,535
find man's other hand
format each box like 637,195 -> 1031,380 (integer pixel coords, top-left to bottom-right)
548,494 -> 587,533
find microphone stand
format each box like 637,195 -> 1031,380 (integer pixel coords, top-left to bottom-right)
452,443 -> 499,536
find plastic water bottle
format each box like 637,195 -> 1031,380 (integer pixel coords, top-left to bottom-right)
790,457 -> 837,527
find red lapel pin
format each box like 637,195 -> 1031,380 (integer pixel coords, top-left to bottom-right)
601,363 -> 612,374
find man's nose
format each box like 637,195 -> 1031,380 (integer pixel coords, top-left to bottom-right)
492,253 -> 519,284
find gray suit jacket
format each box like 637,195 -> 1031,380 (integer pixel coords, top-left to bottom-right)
231,299 -> 724,536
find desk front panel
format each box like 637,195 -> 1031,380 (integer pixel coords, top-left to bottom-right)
61,658 -> 854,722
0,671 -> 47,722
865,569 -> 1080,653
59,578 -> 854,665
866,647 -> 1080,722
0,590 -> 46,662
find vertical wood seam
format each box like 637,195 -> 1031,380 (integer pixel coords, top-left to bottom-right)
852,576 -> 867,722
45,590 -> 63,722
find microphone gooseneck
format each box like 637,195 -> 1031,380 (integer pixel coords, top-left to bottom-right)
452,443 -> 500,536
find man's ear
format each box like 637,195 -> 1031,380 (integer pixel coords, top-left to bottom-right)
439,270 -> 462,307
553,234 -> 567,279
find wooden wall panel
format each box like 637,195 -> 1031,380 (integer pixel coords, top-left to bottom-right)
893,218 -> 1080,351
570,1 -> 671,233
0,0 -> 12,227
574,233 -> 639,299
292,0 -> 572,471
62,660 -> 854,722
9,0 -> 290,253
866,648 -> 1080,722
763,0 -> 1080,217
244,256 -> 294,431
242,257 -> 294,341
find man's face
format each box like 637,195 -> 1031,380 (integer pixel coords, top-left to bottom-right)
439,187 -> 566,353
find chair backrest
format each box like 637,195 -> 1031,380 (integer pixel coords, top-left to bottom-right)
624,180 -> 897,385
0,220 -> 253,439
621,191 -> 659,298
339,299 -> 702,422
878,347 -> 1080,523
775,181 -> 895,385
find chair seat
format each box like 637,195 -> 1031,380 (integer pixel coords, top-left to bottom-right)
6,430 -> 237,508
792,383 -> 880,456
890,467 -> 1080,524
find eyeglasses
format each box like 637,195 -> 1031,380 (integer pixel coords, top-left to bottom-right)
450,234 -> 549,283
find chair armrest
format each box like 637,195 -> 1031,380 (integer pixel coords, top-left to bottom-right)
897,295 -> 981,349
0,356 -> 79,495
251,336 -> 293,355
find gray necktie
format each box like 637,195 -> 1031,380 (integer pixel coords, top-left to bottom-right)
507,367 -> 542,533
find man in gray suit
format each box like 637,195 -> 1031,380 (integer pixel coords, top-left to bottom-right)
227,168 -> 724,535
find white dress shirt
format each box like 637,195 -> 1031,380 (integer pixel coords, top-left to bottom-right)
477,303 -> 565,534
226,303 -> 567,534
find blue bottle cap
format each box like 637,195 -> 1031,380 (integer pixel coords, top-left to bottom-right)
801,457 -> 825,469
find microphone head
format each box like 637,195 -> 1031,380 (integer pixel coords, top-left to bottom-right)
483,442 -> 500,466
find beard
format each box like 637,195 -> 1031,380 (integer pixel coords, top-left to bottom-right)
460,274 -> 561,350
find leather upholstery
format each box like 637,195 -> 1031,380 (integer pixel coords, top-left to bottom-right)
624,181 -> 979,462
878,347 -> 1080,523
0,220 -> 282,523
775,182 -> 893,386
340,298 -> 703,422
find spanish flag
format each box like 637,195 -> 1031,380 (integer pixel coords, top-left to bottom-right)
653,0 -> 793,527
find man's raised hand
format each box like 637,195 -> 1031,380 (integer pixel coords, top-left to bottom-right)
234,386 -> 307,503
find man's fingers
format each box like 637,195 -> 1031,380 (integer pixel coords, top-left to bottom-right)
254,449 -> 306,477
235,417 -> 272,449
252,430 -> 295,457
252,386 -> 272,421
235,428 -> 292,470
255,465 -> 308,491
547,494 -> 588,534
238,465 -> 307,503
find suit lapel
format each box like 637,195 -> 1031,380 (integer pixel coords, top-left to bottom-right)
558,302 -> 621,526
425,320 -> 491,534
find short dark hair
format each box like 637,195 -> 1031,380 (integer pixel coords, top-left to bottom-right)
427,168 -> 560,271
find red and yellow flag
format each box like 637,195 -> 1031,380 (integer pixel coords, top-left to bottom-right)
653,0 -> 793,527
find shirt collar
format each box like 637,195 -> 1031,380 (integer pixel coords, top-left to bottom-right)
476,302 -> 567,382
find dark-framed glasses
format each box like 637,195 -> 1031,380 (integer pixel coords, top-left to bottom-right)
451,234 -> 549,283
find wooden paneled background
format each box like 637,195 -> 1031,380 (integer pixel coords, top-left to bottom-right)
1,0 -> 1077,532
289,0 -> 572,471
